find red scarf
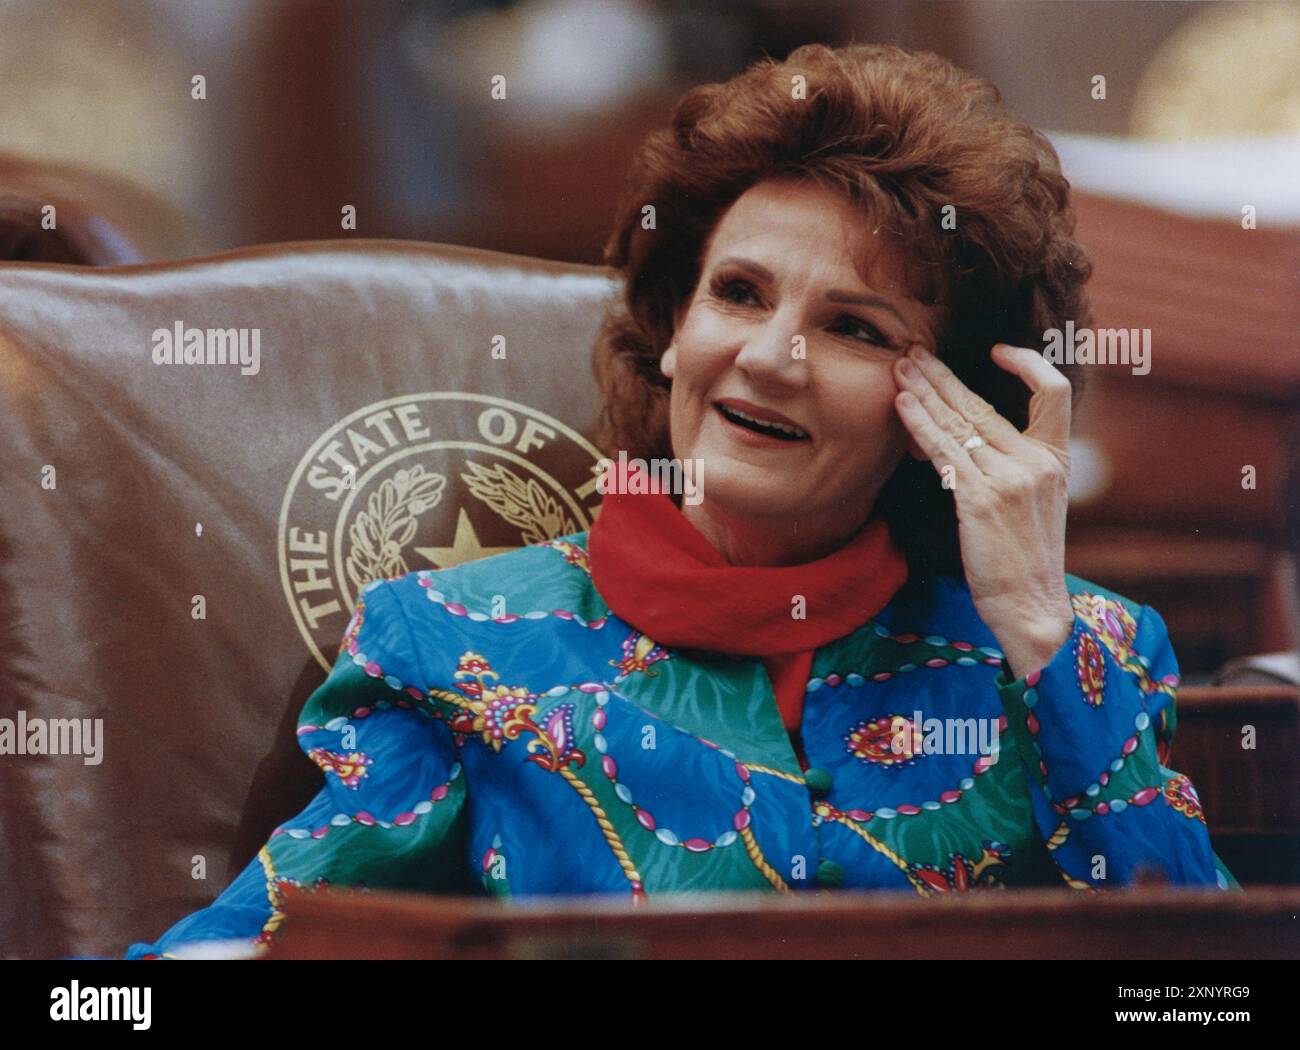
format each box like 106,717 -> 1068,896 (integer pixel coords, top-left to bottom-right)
587,462 -> 907,767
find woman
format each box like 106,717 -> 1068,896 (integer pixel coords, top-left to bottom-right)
127,43 -> 1237,958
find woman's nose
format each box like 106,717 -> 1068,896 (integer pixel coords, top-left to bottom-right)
733,314 -> 809,383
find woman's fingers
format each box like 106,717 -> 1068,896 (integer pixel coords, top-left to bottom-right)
894,355 -> 1007,469
903,345 -> 1023,452
895,390 -> 985,490
989,343 -> 1072,451
894,342 -> 1072,497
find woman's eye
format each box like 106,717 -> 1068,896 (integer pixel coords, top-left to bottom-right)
707,279 -> 894,348
831,315 -> 892,347
712,277 -> 761,307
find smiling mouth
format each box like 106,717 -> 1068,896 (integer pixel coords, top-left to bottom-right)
715,402 -> 810,441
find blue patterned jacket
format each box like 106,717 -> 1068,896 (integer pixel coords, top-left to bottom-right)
126,531 -> 1238,957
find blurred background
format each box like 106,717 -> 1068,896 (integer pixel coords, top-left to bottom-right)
0,0 -> 1296,678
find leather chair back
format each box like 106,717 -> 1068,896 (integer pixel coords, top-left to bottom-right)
0,239 -> 618,958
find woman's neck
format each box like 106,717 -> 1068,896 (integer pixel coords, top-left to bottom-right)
677,496 -> 874,567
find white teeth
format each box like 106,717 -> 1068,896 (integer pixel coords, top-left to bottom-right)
720,404 -> 807,438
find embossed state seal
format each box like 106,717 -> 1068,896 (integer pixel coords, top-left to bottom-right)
279,393 -> 604,670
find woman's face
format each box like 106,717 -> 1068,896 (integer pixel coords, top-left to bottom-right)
661,176 -> 943,563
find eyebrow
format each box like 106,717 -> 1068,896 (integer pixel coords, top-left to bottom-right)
711,256 -> 914,334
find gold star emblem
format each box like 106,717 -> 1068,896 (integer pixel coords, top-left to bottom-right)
415,507 -> 515,569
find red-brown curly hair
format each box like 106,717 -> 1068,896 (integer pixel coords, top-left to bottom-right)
592,42 -> 1092,577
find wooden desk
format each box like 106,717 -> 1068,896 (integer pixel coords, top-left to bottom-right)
264,886 -> 1300,960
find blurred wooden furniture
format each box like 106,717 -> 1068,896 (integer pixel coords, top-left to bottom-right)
0,153 -> 202,264
265,885 -> 1300,959
1170,685 -> 1300,885
1065,193 -> 1299,675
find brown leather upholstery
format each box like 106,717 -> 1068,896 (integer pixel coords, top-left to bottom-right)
0,153 -> 204,265
0,240 -> 617,958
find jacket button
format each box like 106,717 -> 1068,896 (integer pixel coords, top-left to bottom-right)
804,767 -> 833,797
815,860 -> 845,888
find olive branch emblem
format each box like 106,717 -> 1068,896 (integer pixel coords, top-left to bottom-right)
345,466 -> 446,592
461,461 -> 578,546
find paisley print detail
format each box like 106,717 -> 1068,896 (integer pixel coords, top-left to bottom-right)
611,630 -> 670,677
1071,592 -> 1176,698
443,652 -> 586,772
531,702 -> 586,772
846,714 -> 922,767
1074,627 -> 1106,707
433,654 -> 642,896
1162,773 -> 1206,823
308,748 -> 373,789
1073,592 -> 1137,653
841,714 -> 1006,816
447,652 -> 544,754
907,841 -> 1012,894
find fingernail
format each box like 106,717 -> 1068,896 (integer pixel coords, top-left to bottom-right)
910,344 -> 931,360
897,358 -> 916,379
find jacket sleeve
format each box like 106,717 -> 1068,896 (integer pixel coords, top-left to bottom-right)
994,586 -> 1241,892
125,578 -> 472,958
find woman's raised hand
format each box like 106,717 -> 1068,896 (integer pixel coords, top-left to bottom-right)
893,343 -> 1076,679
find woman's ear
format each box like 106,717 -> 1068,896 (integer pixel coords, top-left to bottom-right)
660,343 -> 677,379
664,296 -> 690,376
